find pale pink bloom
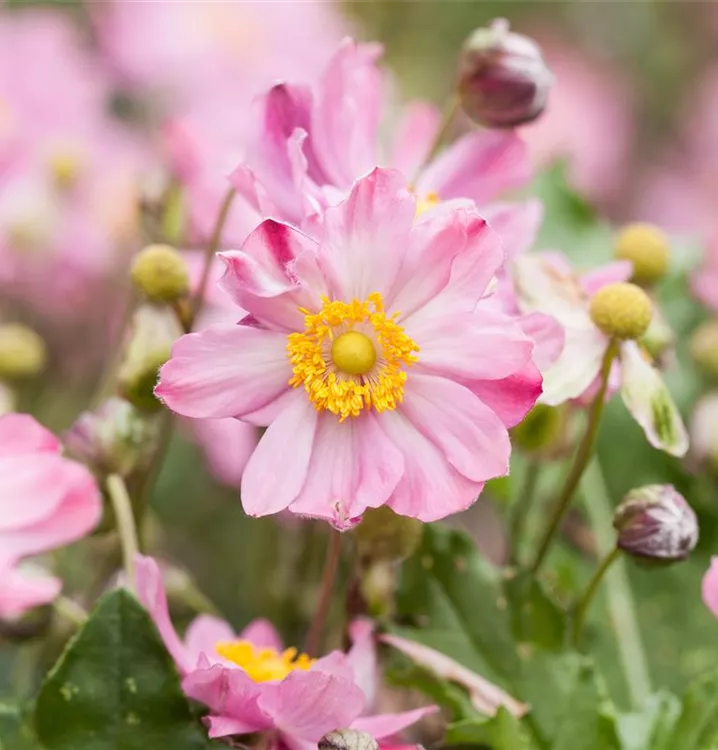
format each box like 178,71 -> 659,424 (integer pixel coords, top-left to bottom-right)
231,38 -> 531,230
0,414 -> 101,619
157,169 -> 543,527
702,557 -> 718,619
136,556 -> 435,744
520,36 -> 634,204
511,253 -> 688,456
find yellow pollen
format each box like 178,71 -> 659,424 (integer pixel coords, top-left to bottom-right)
287,292 -> 420,421
331,330 -> 377,375
415,192 -> 441,217
215,640 -> 315,682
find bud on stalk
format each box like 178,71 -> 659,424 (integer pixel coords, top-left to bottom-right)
319,730 -> 378,750
458,19 -> 553,129
613,485 -> 698,564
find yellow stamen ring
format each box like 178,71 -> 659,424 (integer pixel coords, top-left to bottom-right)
216,640 -> 315,682
287,293 -> 419,421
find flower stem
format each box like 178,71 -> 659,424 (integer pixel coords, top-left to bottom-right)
106,473 -> 140,591
529,340 -> 618,574
54,596 -> 88,628
571,546 -> 619,646
508,461 -> 540,566
580,459 -> 651,707
305,530 -> 342,656
416,94 -> 461,180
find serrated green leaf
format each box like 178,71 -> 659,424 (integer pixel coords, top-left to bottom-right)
446,707 -> 533,749
34,589 -> 217,750
0,704 -> 39,750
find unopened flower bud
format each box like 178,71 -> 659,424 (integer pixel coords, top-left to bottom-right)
589,282 -> 652,340
319,729 -> 378,750
458,19 -> 553,129
690,320 -> 718,378
0,324 -> 46,379
614,223 -> 670,286
131,244 -> 189,303
613,485 -> 698,564
354,506 -> 423,563
118,306 -> 181,412
64,397 -> 160,477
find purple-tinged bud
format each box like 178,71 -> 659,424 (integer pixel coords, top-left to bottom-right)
457,19 -> 553,129
64,397 -> 160,477
319,730 -> 378,750
613,485 -> 698,564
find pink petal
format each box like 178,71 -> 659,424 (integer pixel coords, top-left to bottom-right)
206,716 -> 264,739
517,312 -> 565,371
311,651 -> 356,683
468,361 -> 543,429
0,566 -> 61,619
184,615 -> 236,665
319,168 -> 416,303
135,555 -> 192,674
389,101 -> 441,180
240,618 -> 285,651
416,130 -> 531,206
289,411 -> 404,528
580,260 -> 633,296
192,417 -> 258,488
410,310 -> 534,382
218,220 -> 324,332
389,206 -> 499,321
346,619 -> 377,706
258,671 -> 366,742
241,392 -> 318,517
401,373 -> 511,482
482,199 -> 543,261
0,413 -> 60,455
156,325 -> 291,420
702,557 -> 718,619
380,410 -> 483,522
351,707 -> 438,740
311,39 -> 383,187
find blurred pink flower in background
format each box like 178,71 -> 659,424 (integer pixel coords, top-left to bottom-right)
702,556 -> 718,619
521,37 -> 634,205
158,170 -> 543,527
136,556 -> 435,742
0,414 -> 101,619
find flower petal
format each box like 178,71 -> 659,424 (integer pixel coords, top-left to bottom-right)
0,413 -> 60,455
0,566 -> 61,619
346,619 -> 377,706
580,260 -> 633,296
351,707 -> 438,740
241,392 -> 318,517
389,101 -> 441,180
184,615 -> 236,665
517,312 -> 565,371
319,168 -> 416,302
416,130 -> 530,205
702,557 -> 718,620
401,374 -> 511,482
482,199 -> 543,261
619,341 -> 688,457
467,361 -> 543,429
192,417 -> 258,488
289,411 -> 404,529
156,325 -> 291,420
240,619 -> 285,651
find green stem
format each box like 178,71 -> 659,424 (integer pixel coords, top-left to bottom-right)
529,340 -> 618,574
580,460 -> 651,708
106,473 -> 140,591
508,461 -> 540,566
415,94 -> 461,180
54,596 -> 88,628
305,530 -> 342,656
571,547 -> 619,646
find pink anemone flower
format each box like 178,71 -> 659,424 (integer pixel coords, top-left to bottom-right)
0,414 -> 101,619
231,38 -> 531,231
156,169 -> 543,527
136,555 -> 435,745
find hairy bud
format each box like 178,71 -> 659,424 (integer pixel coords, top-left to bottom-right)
131,244 -> 189,303
0,323 -> 47,379
614,485 -> 698,564
589,282 -> 652,340
319,729 -> 378,750
458,19 -> 553,128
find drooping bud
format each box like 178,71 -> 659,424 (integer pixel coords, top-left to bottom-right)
613,485 -> 698,564
118,306 -> 181,412
690,320 -> 718,378
64,397 -> 160,477
319,729 -> 378,750
457,19 -> 553,129
589,282 -> 652,340
688,392 -> 718,474
354,506 -> 423,563
614,223 -> 670,286
130,244 -> 189,303
0,323 -> 47,379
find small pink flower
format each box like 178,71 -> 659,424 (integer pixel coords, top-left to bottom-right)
157,169 -> 543,527
0,413 -> 101,619
231,38 -> 531,230
136,556 -> 435,744
702,557 -> 718,619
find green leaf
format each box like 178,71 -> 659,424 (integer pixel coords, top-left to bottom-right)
617,692 -> 682,750
0,704 -> 39,750
656,671 -> 718,750
34,589 -> 217,750
503,573 -> 567,651
446,708 -> 532,749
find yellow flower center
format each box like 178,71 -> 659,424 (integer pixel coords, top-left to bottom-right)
287,293 -> 419,421
48,150 -> 82,190
415,192 -> 441,217
215,640 -> 315,682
